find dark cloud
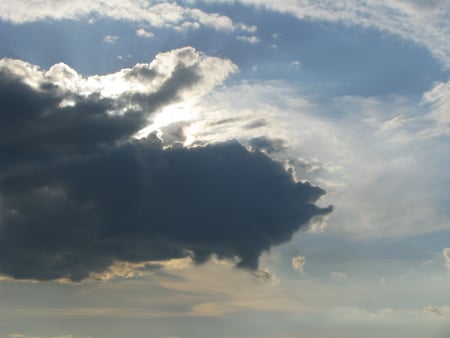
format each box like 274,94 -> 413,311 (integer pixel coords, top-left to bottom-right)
243,119 -> 267,130
208,117 -> 241,126
0,54 -> 332,282
0,137 -> 331,281
0,60 -> 204,174
159,121 -> 190,145
0,75 -> 144,172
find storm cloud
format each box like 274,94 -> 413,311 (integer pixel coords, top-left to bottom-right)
0,49 -> 332,282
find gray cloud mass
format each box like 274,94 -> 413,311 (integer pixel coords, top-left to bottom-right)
0,51 -> 332,282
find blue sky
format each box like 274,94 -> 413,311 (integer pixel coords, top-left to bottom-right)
0,1 -> 449,338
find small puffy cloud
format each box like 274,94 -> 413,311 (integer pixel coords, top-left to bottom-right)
443,248 -> 450,269
116,54 -> 132,61
290,60 -> 302,69
292,256 -> 305,272
237,23 -> 257,33
236,35 -> 260,44
0,50 -> 332,282
102,35 -> 119,44
136,28 -> 154,38
330,272 -> 348,282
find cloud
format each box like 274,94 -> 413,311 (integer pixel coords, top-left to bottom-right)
203,0 -> 450,68
424,305 -> 450,319
291,256 -> 305,272
420,80 -> 450,136
236,35 -> 260,44
0,51 -> 331,282
248,136 -> 285,154
330,272 -> 348,281
0,47 -> 237,172
190,80 -> 450,240
102,35 -> 119,44
0,1 -> 252,34
0,137 -> 331,281
8,335 -> 89,338
443,248 -> 450,269
136,28 -> 154,39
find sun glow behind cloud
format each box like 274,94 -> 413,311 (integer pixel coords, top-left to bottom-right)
1,1 -> 450,338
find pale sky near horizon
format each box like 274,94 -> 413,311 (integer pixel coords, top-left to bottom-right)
0,1 -> 449,338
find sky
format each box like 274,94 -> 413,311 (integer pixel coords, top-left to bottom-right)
0,0 -> 450,337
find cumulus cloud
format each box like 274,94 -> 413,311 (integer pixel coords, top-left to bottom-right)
0,49 -> 331,282
291,256 -> 305,272
0,47 -> 237,172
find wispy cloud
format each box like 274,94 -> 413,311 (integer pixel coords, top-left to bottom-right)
0,1 -> 253,34
443,248 -> 450,269
236,35 -> 260,44
205,0 -> 450,68
424,305 -> 450,319
330,271 -> 348,282
103,35 -> 119,44
8,335 -> 90,338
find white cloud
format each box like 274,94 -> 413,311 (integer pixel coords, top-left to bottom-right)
185,80 -> 450,239
237,23 -> 257,33
136,28 -> 154,38
290,60 -> 301,69
420,80 -> 450,136
330,271 -> 348,281
236,35 -> 260,44
292,256 -> 305,272
443,248 -> 450,269
116,54 -> 132,61
0,1 -> 252,34
200,0 -> 450,68
0,47 -> 236,101
103,35 -> 119,44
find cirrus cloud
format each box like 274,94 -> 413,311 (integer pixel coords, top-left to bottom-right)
0,0 -> 251,33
